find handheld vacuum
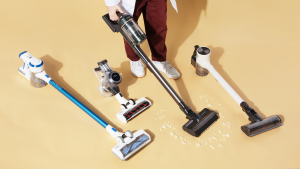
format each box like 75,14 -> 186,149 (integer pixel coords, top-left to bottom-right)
102,12 -> 219,137
18,51 -> 151,161
190,46 -> 282,137
94,60 -> 151,123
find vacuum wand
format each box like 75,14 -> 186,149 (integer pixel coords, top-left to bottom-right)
191,46 -> 282,137
103,13 -> 219,137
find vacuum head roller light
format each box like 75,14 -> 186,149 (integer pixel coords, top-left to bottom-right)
103,13 -> 219,137
94,60 -> 151,123
18,51 -> 151,160
190,46 -> 282,137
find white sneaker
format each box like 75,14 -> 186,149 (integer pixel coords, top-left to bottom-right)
130,59 -> 145,77
152,61 -> 181,79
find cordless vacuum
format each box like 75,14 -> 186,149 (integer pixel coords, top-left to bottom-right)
190,46 -> 282,137
94,60 -> 151,123
102,12 -> 219,137
18,51 -> 151,161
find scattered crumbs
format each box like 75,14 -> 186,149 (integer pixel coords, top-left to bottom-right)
169,125 -> 172,128
174,135 -> 178,139
222,135 -> 226,138
225,134 -> 230,138
159,117 -> 161,120
183,139 -> 187,141
222,123 -> 225,125
196,143 -> 201,147
163,115 -> 165,117
219,144 -> 223,147
189,143 -> 191,145
189,140 -> 192,142
212,136 -> 218,140
205,142 -> 208,145
210,145 -> 215,149
206,99 -> 209,103
157,113 -> 159,114
162,108 -> 165,111
181,140 -> 186,145
208,137 -> 211,140
220,116 -> 224,118
173,127 -> 176,129
162,125 -> 166,129
170,132 -> 175,136
180,136 -> 184,139
228,126 -> 231,128
160,128 -> 163,131
207,104 -> 212,107
156,118 -> 158,120
219,130 -> 222,133
218,104 -> 221,106
211,99 -> 213,100
223,139 -> 226,141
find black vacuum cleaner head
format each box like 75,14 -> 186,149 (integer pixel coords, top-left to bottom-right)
183,108 -> 219,137
240,102 -> 282,137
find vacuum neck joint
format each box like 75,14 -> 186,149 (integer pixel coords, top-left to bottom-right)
179,102 -> 202,121
240,102 -> 263,123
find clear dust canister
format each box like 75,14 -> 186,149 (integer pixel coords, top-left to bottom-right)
117,13 -> 147,45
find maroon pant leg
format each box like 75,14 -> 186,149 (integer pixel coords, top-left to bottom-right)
123,0 -> 167,61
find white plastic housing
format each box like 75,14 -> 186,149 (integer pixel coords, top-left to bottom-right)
111,129 -> 151,161
18,52 -> 52,83
196,47 -> 244,105
116,97 -> 151,123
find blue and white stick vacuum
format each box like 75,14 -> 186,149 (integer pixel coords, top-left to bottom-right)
18,51 -> 151,161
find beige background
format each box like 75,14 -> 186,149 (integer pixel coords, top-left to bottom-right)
1,0 -> 300,168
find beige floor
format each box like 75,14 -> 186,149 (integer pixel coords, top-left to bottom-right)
1,0 -> 300,168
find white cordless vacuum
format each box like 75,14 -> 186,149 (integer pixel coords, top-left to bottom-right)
191,46 -> 282,137
94,60 -> 151,123
18,51 -> 151,160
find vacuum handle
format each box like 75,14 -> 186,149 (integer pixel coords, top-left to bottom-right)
116,11 -> 123,18
49,79 -> 109,128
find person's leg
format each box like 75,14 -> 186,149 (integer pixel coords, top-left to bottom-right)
123,0 -> 146,61
143,0 -> 167,61
143,0 -> 180,79
123,0 -> 148,77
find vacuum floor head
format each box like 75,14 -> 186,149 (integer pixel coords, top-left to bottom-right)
117,97 -> 151,123
183,108 -> 219,137
112,129 -> 151,161
241,115 -> 282,137
241,102 -> 282,137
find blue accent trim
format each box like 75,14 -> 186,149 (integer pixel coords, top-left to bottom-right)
36,61 -> 43,67
49,79 -> 108,128
45,75 -> 50,78
112,128 -> 117,132
23,63 -> 25,69
29,62 -> 34,67
19,51 -> 27,57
